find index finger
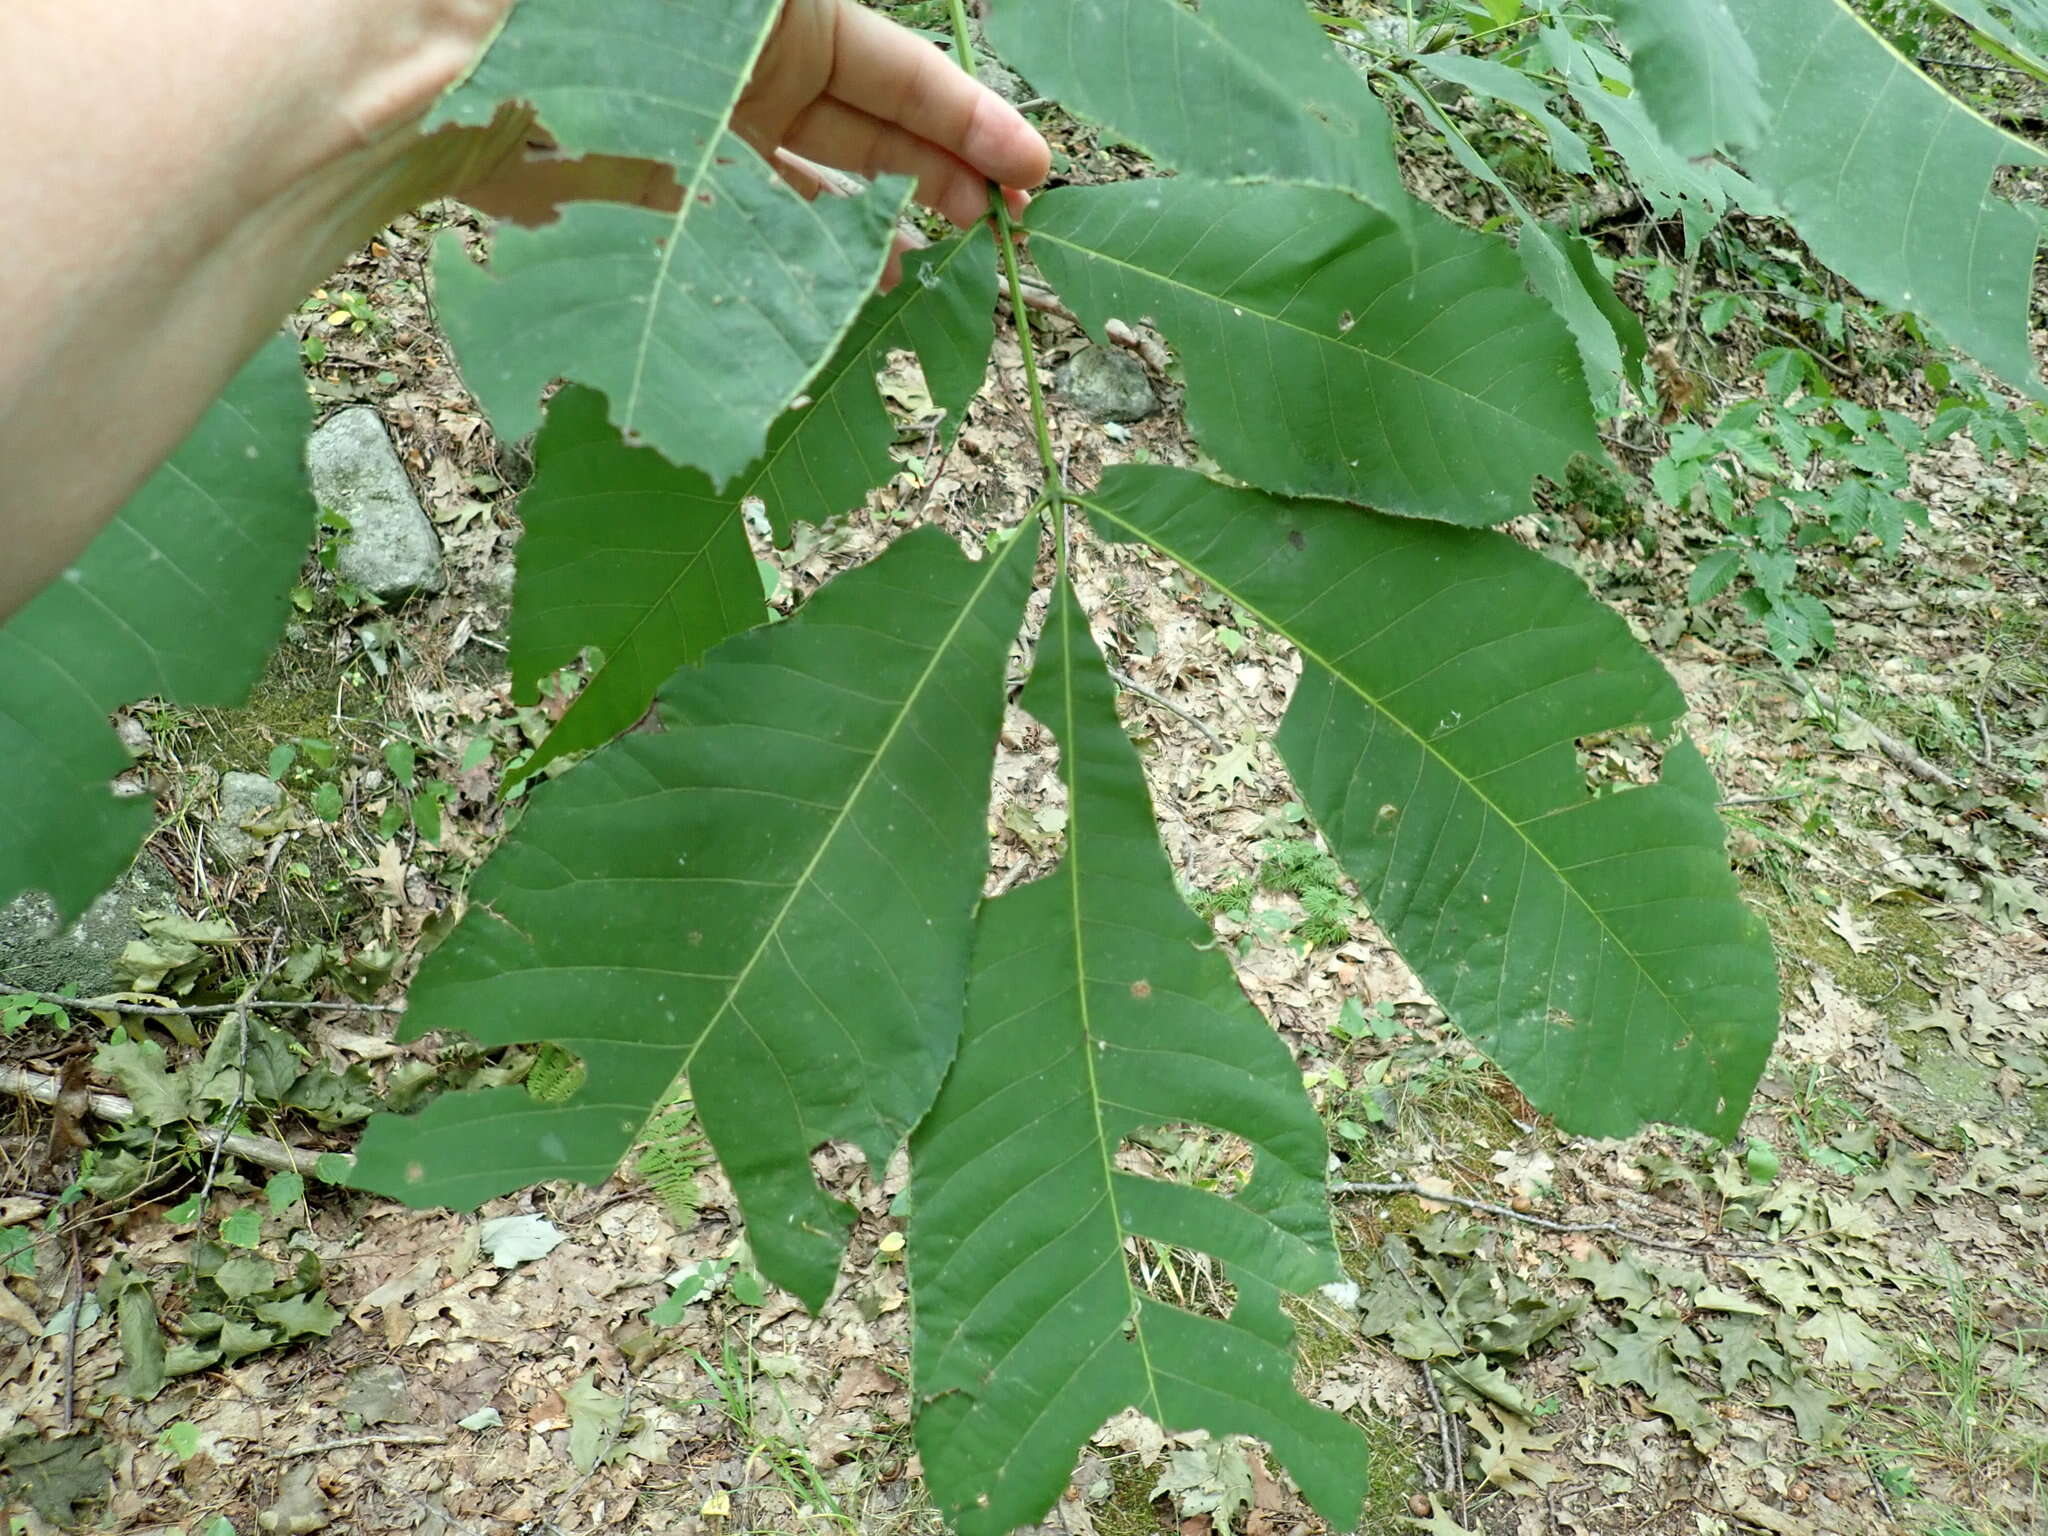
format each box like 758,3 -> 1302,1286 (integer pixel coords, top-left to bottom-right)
827,2 -> 1050,192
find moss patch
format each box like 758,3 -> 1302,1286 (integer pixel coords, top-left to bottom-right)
1092,1458 -> 1172,1536
160,640 -> 350,779
1747,879 -> 1951,1020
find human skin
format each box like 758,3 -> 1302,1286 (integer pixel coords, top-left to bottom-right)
0,0 -> 1048,622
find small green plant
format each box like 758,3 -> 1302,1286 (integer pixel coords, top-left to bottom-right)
0,992 -> 67,1036
634,1092 -> 712,1226
1332,996 -> 1402,1044
1190,833 -> 1363,952
1257,837 -> 1360,948
1657,349 -> 1930,661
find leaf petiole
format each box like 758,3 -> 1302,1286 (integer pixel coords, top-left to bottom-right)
947,0 -> 1066,558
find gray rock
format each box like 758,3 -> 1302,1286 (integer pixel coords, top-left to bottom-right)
211,772 -> 283,864
1054,346 -> 1160,423
306,407 -> 443,599
0,857 -> 181,996
972,49 -> 1032,106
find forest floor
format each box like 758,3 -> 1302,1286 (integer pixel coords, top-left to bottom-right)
4,33 -> 2048,1536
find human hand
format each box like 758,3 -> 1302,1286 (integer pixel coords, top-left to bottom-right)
736,0 -> 1049,226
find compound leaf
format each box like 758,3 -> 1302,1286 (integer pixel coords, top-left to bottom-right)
511,230 -> 995,780
509,386 -> 764,780
1726,0 -> 2048,396
1030,180 -> 1595,525
424,0 -> 910,483
1608,0 -> 1767,156
911,573 -> 1366,1536
1084,467 -> 1778,1140
353,526 -> 1036,1308
0,336 -> 312,920
984,0 -> 1405,212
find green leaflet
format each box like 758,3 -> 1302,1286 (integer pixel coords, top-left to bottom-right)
1083,468 -> 1779,1140
1030,181 -> 1595,525
420,0 -> 909,484
1543,29 -> 1754,254
509,387 -> 763,780
1725,0 -> 2048,397
351,526 -> 1035,1308
984,0 -> 1405,213
0,336 -> 313,920
427,0 -> 779,163
1416,50 -> 1595,176
911,575 -> 1366,1536
1391,76 -> 1645,409
435,171 -> 910,490
1607,0 -> 1767,156
743,224 -> 998,542
510,231 -> 995,780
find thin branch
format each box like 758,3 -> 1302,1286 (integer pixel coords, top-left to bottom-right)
195,934 -> 285,1210
1801,687 -> 1959,790
271,1432 -> 447,1458
1331,1179 -> 1776,1260
0,982 -> 403,1019
0,1065 -> 333,1176
1919,53 -> 2038,78
1108,668 -> 1224,748
1006,275 -> 1077,324
948,0 -> 1061,497
1418,1360 -> 1461,1508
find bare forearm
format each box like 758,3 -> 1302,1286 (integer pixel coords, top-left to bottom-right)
0,0 -> 513,620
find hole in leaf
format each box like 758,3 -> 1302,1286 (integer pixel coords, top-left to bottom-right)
525,1042 -> 587,1103
1575,723 -> 1673,797
988,703 -> 1067,893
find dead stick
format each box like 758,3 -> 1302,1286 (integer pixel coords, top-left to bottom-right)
0,1065 -> 335,1176
271,1432 -> 447,1458
1803,688 -> 1958,790
0,984 -> 402,1020
1108,668 -> 1224,747
1331,1179 -> 1775,1260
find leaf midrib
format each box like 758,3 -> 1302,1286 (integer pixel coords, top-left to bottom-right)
620,8 -> 787,426
1079,492 -> 1696,1051
1051,589 -> 1170,1434
1033,225 -> 1584,450
672,532 -> 1027,1117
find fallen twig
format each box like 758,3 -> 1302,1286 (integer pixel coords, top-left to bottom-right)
1331,1179 -> 1776,1260
1803,688 -> 1958,790
1108,668 -> 1224,747
271,1431 -> 447,1458
1009,275 -> 1078,324
0,983 -> 402,1020
61,1234 -> 81,1431
0,1065 -> 330,1176
1418,1361 -> 1463,1516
